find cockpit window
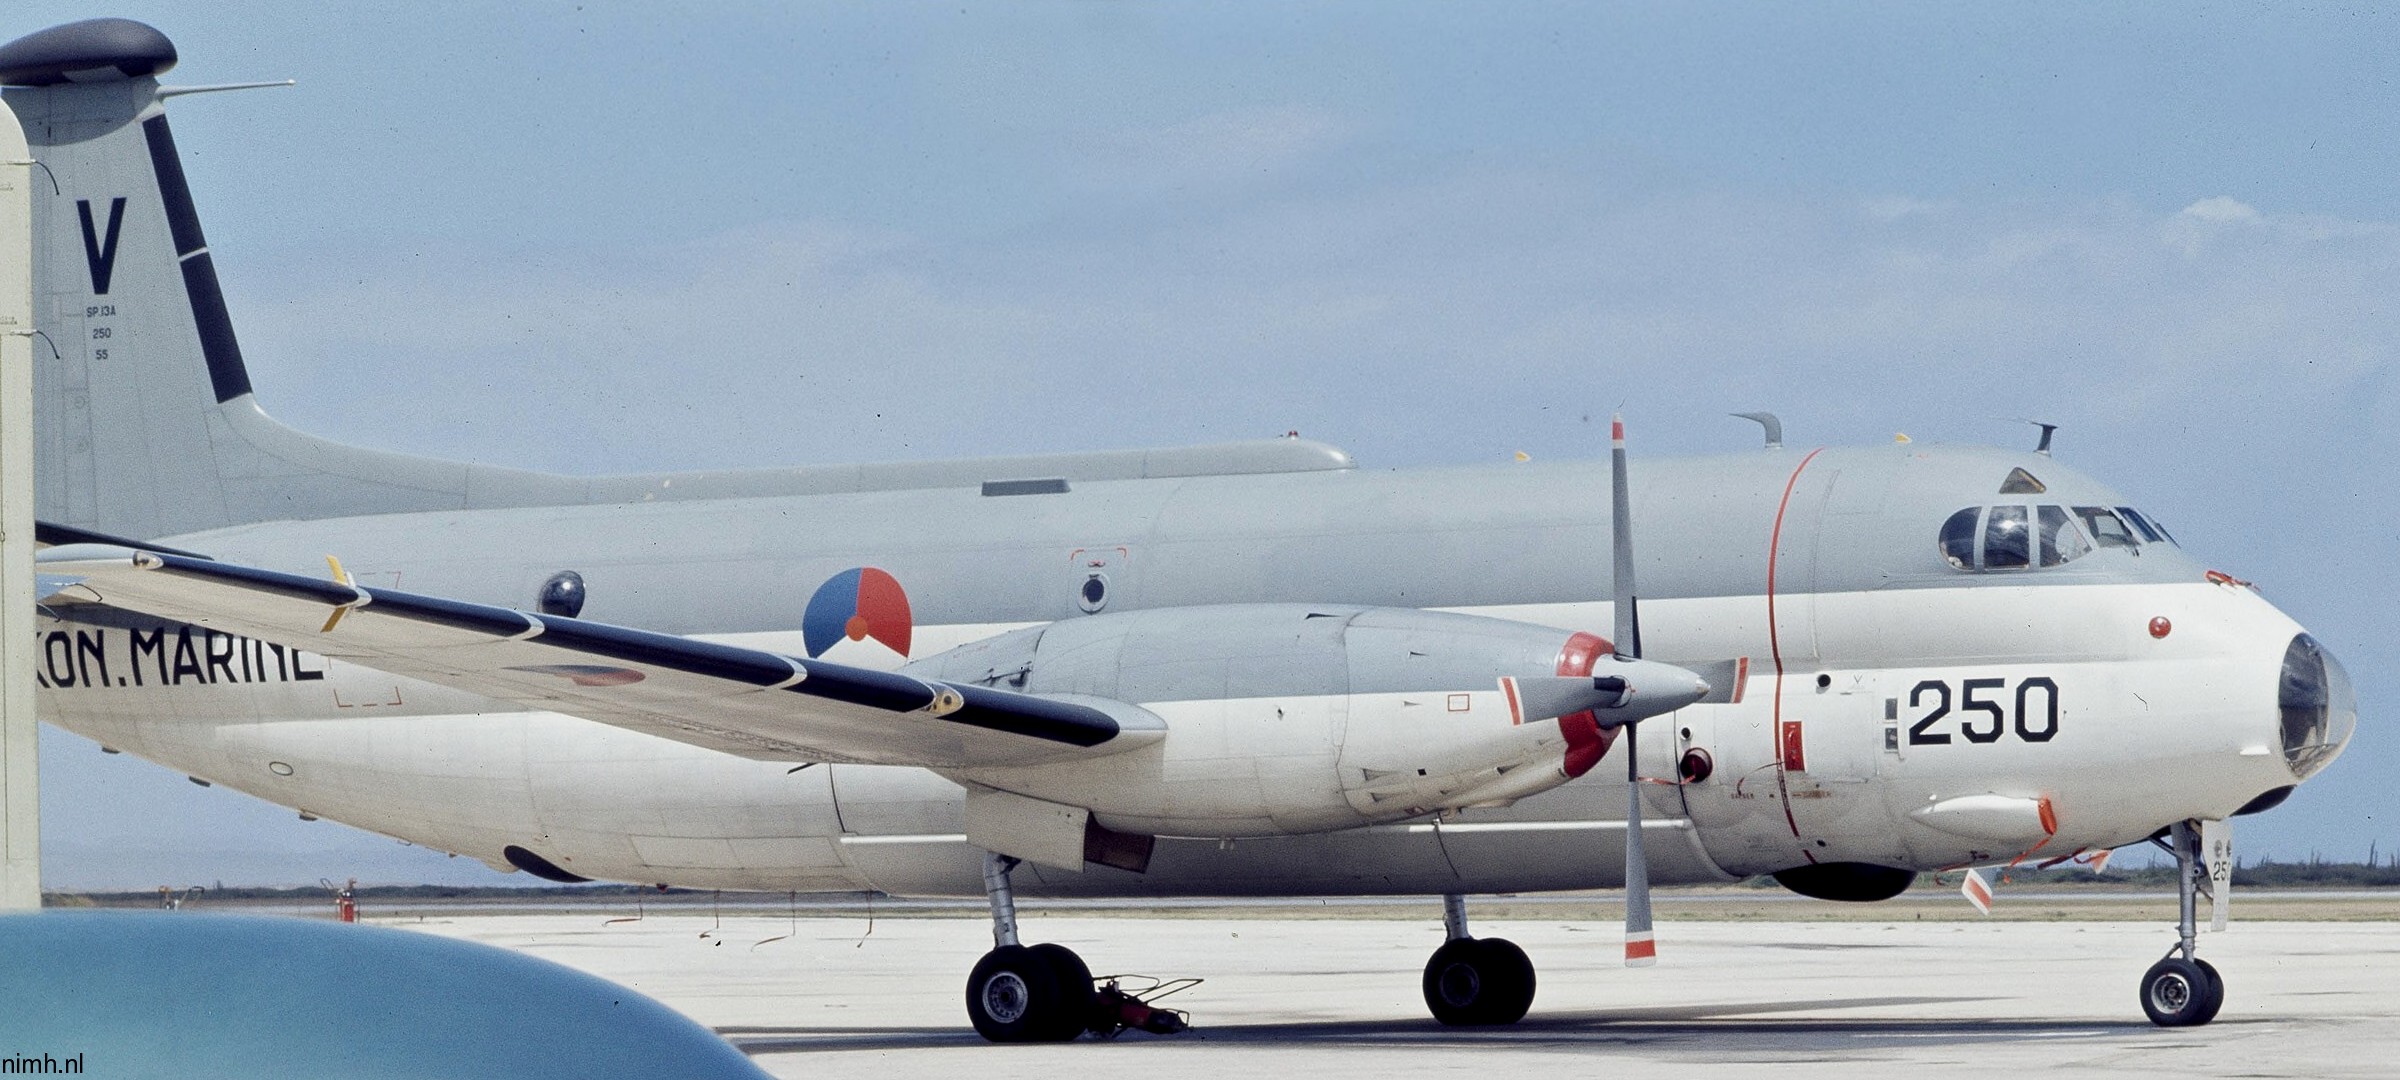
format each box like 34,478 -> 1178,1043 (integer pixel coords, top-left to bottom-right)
1999,467 -> 2046,494
2038,504 -> 2088,567
2074,506 -> 2139,550
1983,506 -> 2030,569
1940,507 -> 1979,568
2117,506 -> 2168,544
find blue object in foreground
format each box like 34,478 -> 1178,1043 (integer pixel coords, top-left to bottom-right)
0,911 -> 772,1080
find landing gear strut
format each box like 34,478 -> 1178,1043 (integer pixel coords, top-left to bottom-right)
1422,893 -> 1536,1026
2139,820 -> 2225,1027
965,852 -> 1094,1042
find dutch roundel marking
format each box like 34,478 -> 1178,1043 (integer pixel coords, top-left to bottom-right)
801,568 -> 913,659
1905,676 -> 2060,746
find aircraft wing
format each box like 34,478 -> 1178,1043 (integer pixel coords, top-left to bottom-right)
38,549 -> 1163,768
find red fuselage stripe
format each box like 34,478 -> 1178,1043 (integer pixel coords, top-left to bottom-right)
1767,447 -> 1825,852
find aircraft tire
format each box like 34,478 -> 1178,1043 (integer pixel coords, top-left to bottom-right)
1027,942 -> 1097,1040
2139,956 -> 2220,1027
1423,938 -> 1537,1025
2190,958 -> 2225,1025
967,944 -> 1091,1042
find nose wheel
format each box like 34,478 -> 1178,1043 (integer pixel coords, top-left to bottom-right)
1422,894 -> 1537,1025
2139,954 -> 2223,1027
2140,820 -> 2227,1027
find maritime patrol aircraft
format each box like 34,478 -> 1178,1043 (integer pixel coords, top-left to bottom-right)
1,18 -> 2356,1041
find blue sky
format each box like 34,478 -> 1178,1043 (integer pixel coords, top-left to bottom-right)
16,2 -> 2398,887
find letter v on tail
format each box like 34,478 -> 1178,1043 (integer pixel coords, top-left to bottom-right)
78,196 -> 127,295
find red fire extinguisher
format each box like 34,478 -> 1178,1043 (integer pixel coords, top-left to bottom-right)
324,877 -> 358,923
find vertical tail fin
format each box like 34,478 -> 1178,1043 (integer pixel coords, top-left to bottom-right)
3,19 -> 233,539
2,20 -> 1371,541
2,19 -> 584,541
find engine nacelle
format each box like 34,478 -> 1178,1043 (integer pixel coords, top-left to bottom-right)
906,604 -> 1642,842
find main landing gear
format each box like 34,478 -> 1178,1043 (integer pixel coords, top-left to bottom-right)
965,852 -> 1193,1042
1422,894 -> 1537,1026
966,853 -> 1094,1042
2139,820 -> 2225,1027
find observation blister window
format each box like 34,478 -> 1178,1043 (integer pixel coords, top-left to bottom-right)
1982,506 -> 2030,569
1939,507 -> 1980,568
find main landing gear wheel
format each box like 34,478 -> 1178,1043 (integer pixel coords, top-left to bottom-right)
2139,955 -> 2224,1028
1423,937 -> 1537,1026
966,942 -> 1096,1042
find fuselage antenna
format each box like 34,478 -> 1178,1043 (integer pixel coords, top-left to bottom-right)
2013,419 -> 2058,456
1731,412 -> 1782,450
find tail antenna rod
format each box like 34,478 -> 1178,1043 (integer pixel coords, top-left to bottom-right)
1610,414 -> 1657,968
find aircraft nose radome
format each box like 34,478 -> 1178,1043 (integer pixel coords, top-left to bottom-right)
2278,633 -> 2356,781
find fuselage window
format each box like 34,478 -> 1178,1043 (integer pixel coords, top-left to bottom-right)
1983,505 -> 2031,569
2074,506 -> 2139,550
1940,507 -> 1980,568
2038,504 -> 2089,567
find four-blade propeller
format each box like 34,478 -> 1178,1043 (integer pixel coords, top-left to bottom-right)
1611,414 -> 1660,968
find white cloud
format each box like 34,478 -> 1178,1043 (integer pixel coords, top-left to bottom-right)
2179,195 -> 2263,223
1863,195 -> 1952,222
1074,104 -> 1349,192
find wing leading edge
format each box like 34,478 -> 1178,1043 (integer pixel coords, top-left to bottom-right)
41,549 -> 1163,768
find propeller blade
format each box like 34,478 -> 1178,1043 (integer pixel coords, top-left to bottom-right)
1610,415 -> 1640,660
1625,721 -> 1655,966
1610,413 -> 1657,967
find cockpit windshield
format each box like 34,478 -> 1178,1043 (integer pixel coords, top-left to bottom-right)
1941,503 -> 2171,571
2038,505 -> 2088,566
2074,506 -> 2139,549
2118,506 -> 2177,545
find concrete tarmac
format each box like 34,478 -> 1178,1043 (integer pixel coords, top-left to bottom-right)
398,912 -> 2396,1079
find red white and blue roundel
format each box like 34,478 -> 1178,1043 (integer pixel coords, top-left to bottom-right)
801,567 -> 913,659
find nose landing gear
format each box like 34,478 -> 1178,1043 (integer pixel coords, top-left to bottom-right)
2140,820 -> 2226,1026
1422,894 -> 1537,1026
